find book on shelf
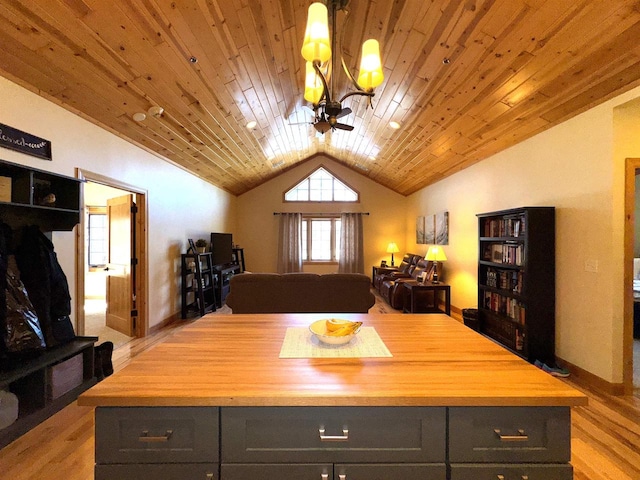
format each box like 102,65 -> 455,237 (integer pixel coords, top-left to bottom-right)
483,215 -> 526,237
484,243 -> 525,265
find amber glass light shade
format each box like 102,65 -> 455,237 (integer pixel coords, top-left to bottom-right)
301,3 -> 331,63
304,62 -> 324,105
357,39 -> 384,90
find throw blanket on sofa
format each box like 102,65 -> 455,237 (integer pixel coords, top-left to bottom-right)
225,273 -> 375,314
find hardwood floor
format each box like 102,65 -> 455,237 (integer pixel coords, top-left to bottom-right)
1,300 -> 639,479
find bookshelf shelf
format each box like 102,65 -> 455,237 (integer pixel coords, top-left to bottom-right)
477,207 -> 555,364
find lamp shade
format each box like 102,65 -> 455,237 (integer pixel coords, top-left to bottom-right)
357,39 -> 384,90
425,246 -> 447,262
301,3 -> 331,63
386,242 -> 400,254
304,62 -> 324,104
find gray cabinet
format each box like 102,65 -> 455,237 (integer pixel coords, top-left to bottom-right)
221,406 -> 446,463
94,405 -> 573,480
95,406 -> 219,476
96,464 -> 219,480
450,464 -> 573,480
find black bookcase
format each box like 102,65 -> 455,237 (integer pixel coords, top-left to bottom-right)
477,207 -> 555,364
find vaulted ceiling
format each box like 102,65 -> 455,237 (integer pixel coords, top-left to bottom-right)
1,0 -> 640,196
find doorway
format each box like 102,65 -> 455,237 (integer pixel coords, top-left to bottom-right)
75,170 -> 148,348
624,159 -> 640,394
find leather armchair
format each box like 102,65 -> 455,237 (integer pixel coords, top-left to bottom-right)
374,254 -> 420,292
380,259 -> 444,310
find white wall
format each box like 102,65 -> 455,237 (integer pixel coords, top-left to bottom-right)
406,85 -> 640,384
236,156 -> 406,273
0,76 -> 236,329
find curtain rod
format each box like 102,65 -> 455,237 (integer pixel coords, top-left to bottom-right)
273,212 -> 369,216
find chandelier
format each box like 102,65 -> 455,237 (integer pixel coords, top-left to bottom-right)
301,0 -> 384,133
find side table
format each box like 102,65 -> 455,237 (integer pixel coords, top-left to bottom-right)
402,281 -> 451,315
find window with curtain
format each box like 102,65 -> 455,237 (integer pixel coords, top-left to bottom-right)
302,216 -> 341,263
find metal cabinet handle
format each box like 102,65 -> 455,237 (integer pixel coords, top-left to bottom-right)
206,474 -> 214,479
318,426 -> 349,441
338,475 -> 346,480
497,476 -> 528,480
321,475 -> 329,480
494,428 -> 528,442
138,429 -> 173,442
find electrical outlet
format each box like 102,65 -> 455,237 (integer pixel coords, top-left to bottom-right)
584,259 -> 599,272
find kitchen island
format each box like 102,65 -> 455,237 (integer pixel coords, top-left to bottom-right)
79,313 -> 587,480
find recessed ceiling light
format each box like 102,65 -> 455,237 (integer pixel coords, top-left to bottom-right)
246,121 -> 257,129
389,121 -> 401,129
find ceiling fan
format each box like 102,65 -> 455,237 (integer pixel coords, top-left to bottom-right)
312,104 -> 354,134
289,104 -> 354,134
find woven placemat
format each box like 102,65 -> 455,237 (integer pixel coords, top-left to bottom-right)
279,326 -> 392,358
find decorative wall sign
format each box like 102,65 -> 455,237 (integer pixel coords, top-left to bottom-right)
435,211 -> 449,245
417,211 -> 448,245
0,122 -> 52,160
416,216 -> 425,244
424,214 -> 436,244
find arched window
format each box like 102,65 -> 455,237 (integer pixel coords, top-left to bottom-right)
284,167 -> 358,202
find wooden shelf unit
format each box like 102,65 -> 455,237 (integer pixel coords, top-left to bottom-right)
0,337 -> 97,449
477,207 -> 556,364
181,252 -> 217,318
0,159 -> 81,231
0,158 -> 93,448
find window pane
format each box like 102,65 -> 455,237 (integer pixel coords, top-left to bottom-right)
88,213 -> 108,266
302,220 -> 308,260
310,219 -> 331,260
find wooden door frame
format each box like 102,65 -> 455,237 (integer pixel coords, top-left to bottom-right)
75,169 -> 148,338
623,158 -> 640,395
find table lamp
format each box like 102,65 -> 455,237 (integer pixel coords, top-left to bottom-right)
425,246 -> 447,284
386,242 -> 400,266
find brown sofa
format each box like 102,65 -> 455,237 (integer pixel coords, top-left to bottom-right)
225,272 -> 375,314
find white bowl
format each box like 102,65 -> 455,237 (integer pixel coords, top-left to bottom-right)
309,319 -> 361,346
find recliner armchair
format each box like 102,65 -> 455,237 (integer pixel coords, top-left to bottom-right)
373,253 -> 420,291
380,259 -> 436,309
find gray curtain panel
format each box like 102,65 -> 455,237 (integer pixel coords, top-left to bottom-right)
338,213 -> 364,274
277,212 -> 303,273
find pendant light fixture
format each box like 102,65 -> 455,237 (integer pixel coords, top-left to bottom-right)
301,0 -> 384,133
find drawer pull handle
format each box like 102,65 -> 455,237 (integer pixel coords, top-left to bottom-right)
497,476 -> 528,480
339,475 -> 346,480
494,428 -> 528,442
138,429 -> 173,442
318,426 -> 349,442
321,475 -> 329,480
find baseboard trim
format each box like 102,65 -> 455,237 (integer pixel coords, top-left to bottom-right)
556,356 -> 625,396
150,312 -> 181,335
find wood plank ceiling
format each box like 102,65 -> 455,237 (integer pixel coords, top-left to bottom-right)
1,0 -> 639,196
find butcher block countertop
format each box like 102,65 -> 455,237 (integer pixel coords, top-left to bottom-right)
78,313 -> 587,408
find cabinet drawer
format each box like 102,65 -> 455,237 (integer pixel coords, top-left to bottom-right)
335,463 -> 447,480
221,463 -> 331,480
449,407 -> 570,463
221,464 -> 446,480
221,406 -> 446,463
95,407 -> 219,464
95,463 -> 218,479
450,463 -> 573,480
